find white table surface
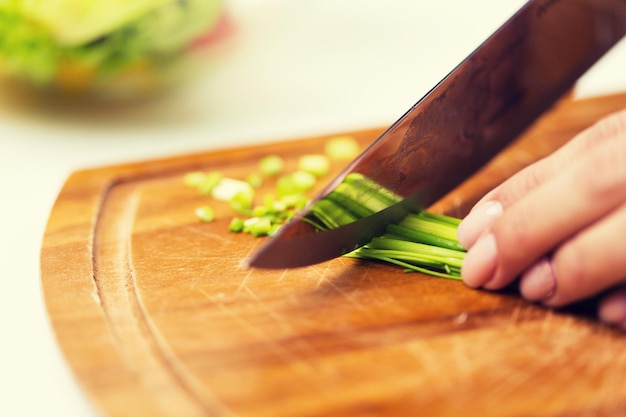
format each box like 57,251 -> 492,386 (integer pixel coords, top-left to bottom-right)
1,1 -> 624,416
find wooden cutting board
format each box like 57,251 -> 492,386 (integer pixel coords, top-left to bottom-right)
41,93 -> 626,417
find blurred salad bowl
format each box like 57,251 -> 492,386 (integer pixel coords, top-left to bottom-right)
0,0 -> 228,100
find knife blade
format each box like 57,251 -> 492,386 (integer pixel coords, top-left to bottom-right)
248,0 -> 626,269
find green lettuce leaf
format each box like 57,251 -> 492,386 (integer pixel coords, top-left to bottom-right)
12,0 -> 172,45
0,7 -> 58,82
0,0 -> 222,86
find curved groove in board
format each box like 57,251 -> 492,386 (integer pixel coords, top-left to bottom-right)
92,180 -> 234,417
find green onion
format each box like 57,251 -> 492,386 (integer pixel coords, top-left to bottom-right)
324,136 -> 361,160
229,217 -> 244,233
309,198 -> 359,229
259,155 -> 284,177
348,231 -> 465,280
211,178 -> 254,201
183,171 -> 207,187
243,216 -> 273,237
184,171 -> 223,195
386,224 -> 464,251
246,172 -> 263,188
184,156 -> 319,238
228,190 -> 253,216
343,173 -> 402,206
182,143 -> 465,280
276,171 -> 317,196
195,205 -> 216,223
298,154 -> 330,177
307,174 -> 466,279
372,226 -> 464,278
398,213 -> 459,242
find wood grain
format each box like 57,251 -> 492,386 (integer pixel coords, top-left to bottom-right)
41,93 -> 626,417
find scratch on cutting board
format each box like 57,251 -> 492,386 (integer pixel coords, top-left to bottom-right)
594,348 -> 626,412
235,269 -> 254,296
509,304 -> 522,324
276,268 -> 289,283
453,312 -> 469,325
238,239 -> 266,270
234,284 -> 343,384
314,261 -> 335,288
482,324 -> 598,404
214,291 -> 329,393
447,193 -> 468,217
327,280 -> 381,322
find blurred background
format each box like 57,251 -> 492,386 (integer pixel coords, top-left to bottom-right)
1,1 -> 625,416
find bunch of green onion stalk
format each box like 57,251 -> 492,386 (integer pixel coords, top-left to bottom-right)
306,173 -> 466,280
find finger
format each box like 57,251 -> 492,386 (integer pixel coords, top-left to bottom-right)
459,109 -> 626,248
598,286 -> 626,329
518,257 -> 556,301
458,157 -> 563,249
456,200 -> 503,249
520,202 -> 626,307
462,133 -> 626,291
476,108 -> 626,208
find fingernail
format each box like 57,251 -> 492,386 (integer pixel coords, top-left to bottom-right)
461,233 -> 498,288
519,257 -> 556,302
599,292 -> 626,328
457,201 -> 503,249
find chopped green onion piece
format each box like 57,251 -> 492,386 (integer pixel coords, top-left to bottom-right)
324,136 -> 361,160
243,216 -> 273,237
276,171 -> 317,196
229,217 -> 244,233
230,190 -> 255,215
291,171 -> 317,189
271,199 -> 287,213
269,224 -> 282,237
183,171 -> 207,187
183,171 -> 223,195
259,155 -> 284,177
195,205 -> 216,223
246,172 -> 263,188
198,171 -> 223,195
252,205 -> 268,217
262,194 -> 277,211
298,154 -> 330,177
212,178 -> 254,201
280,194 -> 309,209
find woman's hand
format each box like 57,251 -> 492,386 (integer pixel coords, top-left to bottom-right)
457,108 -> 626,329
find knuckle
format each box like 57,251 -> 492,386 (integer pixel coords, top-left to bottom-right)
496,207 -> 534,264
505,159 -> 551,205
575,141 -> 626,202
555,241 -> 588,297
565,109 -> 626,156
521,164 -> 545,195
592,109 -> 626,139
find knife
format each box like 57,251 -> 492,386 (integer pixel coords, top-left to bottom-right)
248,0 -> 626,269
